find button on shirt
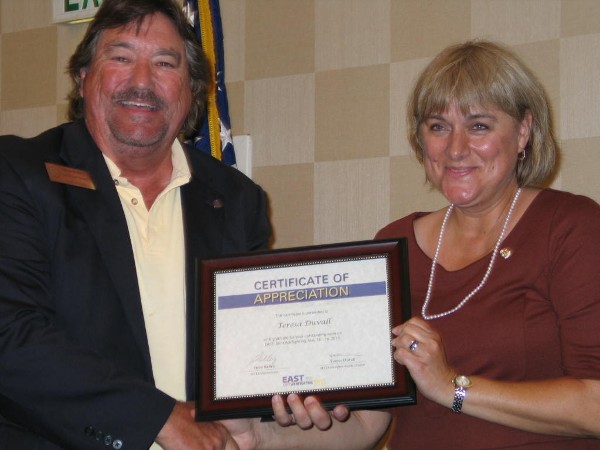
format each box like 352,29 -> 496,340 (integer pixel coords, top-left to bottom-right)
103,141 -> 191,434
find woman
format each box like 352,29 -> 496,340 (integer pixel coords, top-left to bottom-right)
373,39 -> 600,449
227,40 -> 600,449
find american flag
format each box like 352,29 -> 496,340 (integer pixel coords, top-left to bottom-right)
183,0 -> 236,166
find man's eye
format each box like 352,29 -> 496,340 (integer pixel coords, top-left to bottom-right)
473,123 -> 488,130
157,61 -> 175,68
112,56 -> 129,63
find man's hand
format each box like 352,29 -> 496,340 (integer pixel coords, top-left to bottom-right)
221,394 -> 352,450
220,417 -> 259,450
156,402 -> 239,450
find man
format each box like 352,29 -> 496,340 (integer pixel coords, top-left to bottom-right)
0,0 -> 269,448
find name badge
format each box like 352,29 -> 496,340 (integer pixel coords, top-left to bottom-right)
45,162 -> 96,190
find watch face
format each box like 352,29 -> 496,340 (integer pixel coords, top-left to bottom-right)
454,375 -> 472,388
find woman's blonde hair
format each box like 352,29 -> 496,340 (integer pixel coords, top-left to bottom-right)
407,40 -> 557,187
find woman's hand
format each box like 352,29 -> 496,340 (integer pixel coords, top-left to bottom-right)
393,318 -> 600,438
392,317 -> 456,406
271,393 -> 350,430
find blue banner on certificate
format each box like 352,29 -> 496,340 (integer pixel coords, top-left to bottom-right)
195,239 -> 414,420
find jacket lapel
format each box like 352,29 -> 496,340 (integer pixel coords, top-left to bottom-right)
58,122 -> 153,378
181,155 -> 226,399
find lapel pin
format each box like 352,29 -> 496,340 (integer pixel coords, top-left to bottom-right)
211,199 -> 224,209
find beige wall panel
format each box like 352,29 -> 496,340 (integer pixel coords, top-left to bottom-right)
548,167 -> 562,191
315,65 -> 389,162
314,158 -> 390,244
245,0 -> 315,80
390,58 -> 430,157
315,0 -> 390,72
253,163 -> 314,249
391,0 -> 471,62
1,0 -> 51,33
221,0 -> 245,83
227,80 -> 245,136
56,23 -> 87,105
561,0 -> 600,37
0,35 -> 3,104
1,27 -> 57,110
560,138 -> 600,204
388,155 -> 447,229
0,106 -> 58,137
245,74 -> 315,167
57,103 -> 69,125
560,34 -> 600,140
471,0 -> 560,44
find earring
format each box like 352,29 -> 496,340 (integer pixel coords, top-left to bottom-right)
518,149 -> 526,161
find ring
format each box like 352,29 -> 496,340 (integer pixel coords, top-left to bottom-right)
408,340 -> 419,352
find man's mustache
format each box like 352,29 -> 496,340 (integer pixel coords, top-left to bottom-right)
112,88 -> 166,110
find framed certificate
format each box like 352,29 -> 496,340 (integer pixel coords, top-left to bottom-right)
195,239 -> 414,421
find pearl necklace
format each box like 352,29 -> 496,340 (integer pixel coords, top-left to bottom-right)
421,188 -> 522,320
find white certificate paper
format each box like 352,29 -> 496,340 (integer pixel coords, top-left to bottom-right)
213,257 -> 393,399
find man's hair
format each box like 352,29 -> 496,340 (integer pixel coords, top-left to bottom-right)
67,0 -> 211,138
407,40 -> 558,187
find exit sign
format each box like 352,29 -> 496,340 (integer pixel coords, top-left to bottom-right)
53,0 -> 103,23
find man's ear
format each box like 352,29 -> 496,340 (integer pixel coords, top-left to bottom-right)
79,69 -> 88,96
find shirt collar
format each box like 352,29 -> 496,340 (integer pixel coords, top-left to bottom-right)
102,139 -> 192,187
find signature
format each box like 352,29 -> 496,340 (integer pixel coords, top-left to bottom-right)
246,352 -> 278,368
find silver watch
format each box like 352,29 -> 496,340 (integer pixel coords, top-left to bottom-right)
451,374 -> 472,413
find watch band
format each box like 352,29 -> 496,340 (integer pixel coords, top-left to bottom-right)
451,386 -> 467,413
451,374 -> 472,413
